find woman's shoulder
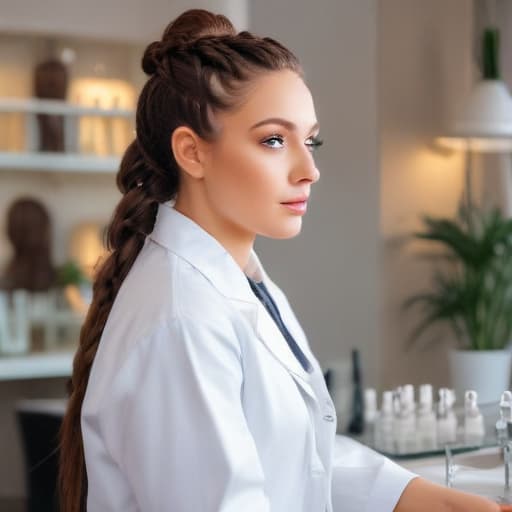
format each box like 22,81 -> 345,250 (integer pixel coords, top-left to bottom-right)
116,237 -> 239,326
84,244 -> 244,416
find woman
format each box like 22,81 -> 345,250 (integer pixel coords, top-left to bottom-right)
59,8 -> 508,512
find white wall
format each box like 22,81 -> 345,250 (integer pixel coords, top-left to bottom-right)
0,0 -> 248,43
251,0 -> 475,393
378,0 -> 473,389
250,0 -> 381,386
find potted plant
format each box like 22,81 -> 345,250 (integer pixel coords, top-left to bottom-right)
404,206 -> 512,403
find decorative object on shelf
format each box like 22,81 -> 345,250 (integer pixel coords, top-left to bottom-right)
0,287 -> 84,355
404,206 -> 512,403
1,197 -> 56,292
0,197 -> 86,353
33,43 -> 71,152
0,290 -> 31,355
68,78 -> 136,156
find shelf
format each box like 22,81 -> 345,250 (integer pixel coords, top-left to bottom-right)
16,398 -> 68,415
0,151 -> 120,173
0,97 -> 134,117
0,350 -> 74,381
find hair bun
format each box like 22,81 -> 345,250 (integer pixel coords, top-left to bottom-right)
142,9 -> 236,76
161,9 -> 235,44
141,41 -> 162,75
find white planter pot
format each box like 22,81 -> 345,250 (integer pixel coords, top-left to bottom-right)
449,349 -> 512,404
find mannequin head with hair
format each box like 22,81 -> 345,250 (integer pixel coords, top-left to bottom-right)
58,9 -> 321,510
2,197 -> 56,291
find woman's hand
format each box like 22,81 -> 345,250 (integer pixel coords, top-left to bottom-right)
394,477 -> 500,511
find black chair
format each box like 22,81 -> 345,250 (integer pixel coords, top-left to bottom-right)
16,399 -> 66,512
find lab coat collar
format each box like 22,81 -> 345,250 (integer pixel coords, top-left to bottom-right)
149,201 -> 315,387
150,201 -> 262,304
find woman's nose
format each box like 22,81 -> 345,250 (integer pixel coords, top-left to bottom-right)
290,150 -> 320,184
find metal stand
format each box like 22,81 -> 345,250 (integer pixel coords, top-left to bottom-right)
463,147 -> 475,232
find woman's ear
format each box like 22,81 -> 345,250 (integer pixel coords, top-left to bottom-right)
171,127 -> 208,179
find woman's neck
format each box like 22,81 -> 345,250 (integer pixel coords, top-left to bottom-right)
174,194 -> 255,271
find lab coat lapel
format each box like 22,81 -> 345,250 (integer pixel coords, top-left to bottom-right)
251,300 -> 319,404
239,250 -> 319,405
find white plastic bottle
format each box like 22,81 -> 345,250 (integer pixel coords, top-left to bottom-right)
395,385 -> 417,453
364,388 -> 378,443
403,384 -> 416,412
497,390 -> 512,442
364,388 -> 378,424
437,387 -> 457,445
463,390 -> 485,445
374,390 -> 394,452
416,384 -> 437,450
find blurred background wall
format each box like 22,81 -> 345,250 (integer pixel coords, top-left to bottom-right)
378,0 -> 471,389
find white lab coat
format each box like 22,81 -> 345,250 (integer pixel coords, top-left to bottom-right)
81,201 -> 416,511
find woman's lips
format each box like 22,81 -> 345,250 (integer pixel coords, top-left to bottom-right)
281,200 -> 308,214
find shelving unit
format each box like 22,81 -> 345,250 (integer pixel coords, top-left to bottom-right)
0,34 -> 139,387
0,151 -> 120,173
0,96 -> 135,173
0,350 -> 74,381
0,97 -> 134,117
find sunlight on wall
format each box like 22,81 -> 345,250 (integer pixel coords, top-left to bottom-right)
381,141 -> 466,238
69,221 -> 108,280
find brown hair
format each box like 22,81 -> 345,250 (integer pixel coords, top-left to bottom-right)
58,8 -> 302,511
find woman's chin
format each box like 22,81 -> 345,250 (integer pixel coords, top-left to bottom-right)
263,218 -> 303,239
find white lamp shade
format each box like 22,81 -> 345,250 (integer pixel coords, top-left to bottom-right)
438,80 -> 512,152
451,80 -> 512,137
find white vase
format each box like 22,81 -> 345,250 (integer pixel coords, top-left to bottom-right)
449,349 -> 512,404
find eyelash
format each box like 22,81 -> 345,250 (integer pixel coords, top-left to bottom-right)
262,134 -> 324,152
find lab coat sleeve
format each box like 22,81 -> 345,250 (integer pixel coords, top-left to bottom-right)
331,435 -> 418,512
101,315 -> 271,511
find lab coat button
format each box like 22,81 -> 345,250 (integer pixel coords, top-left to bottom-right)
323,414 -> 335,422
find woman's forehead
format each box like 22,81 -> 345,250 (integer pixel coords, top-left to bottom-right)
218,69 -> 317,132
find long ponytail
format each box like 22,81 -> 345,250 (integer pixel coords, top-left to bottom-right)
58,140 -> 175,510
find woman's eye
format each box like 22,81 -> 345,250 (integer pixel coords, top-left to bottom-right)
305,136 -> 324,153
262,135 -> 285,149
261,134 -> 324,152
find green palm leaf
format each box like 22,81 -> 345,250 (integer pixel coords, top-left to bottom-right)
405,206 -> 512,351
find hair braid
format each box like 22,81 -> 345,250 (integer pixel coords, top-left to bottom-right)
58,8 -> 303,511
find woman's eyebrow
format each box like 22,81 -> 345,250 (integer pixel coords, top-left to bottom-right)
249,117 -> 319,133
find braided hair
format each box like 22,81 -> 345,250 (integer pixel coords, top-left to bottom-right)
58,9 -> 303,511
